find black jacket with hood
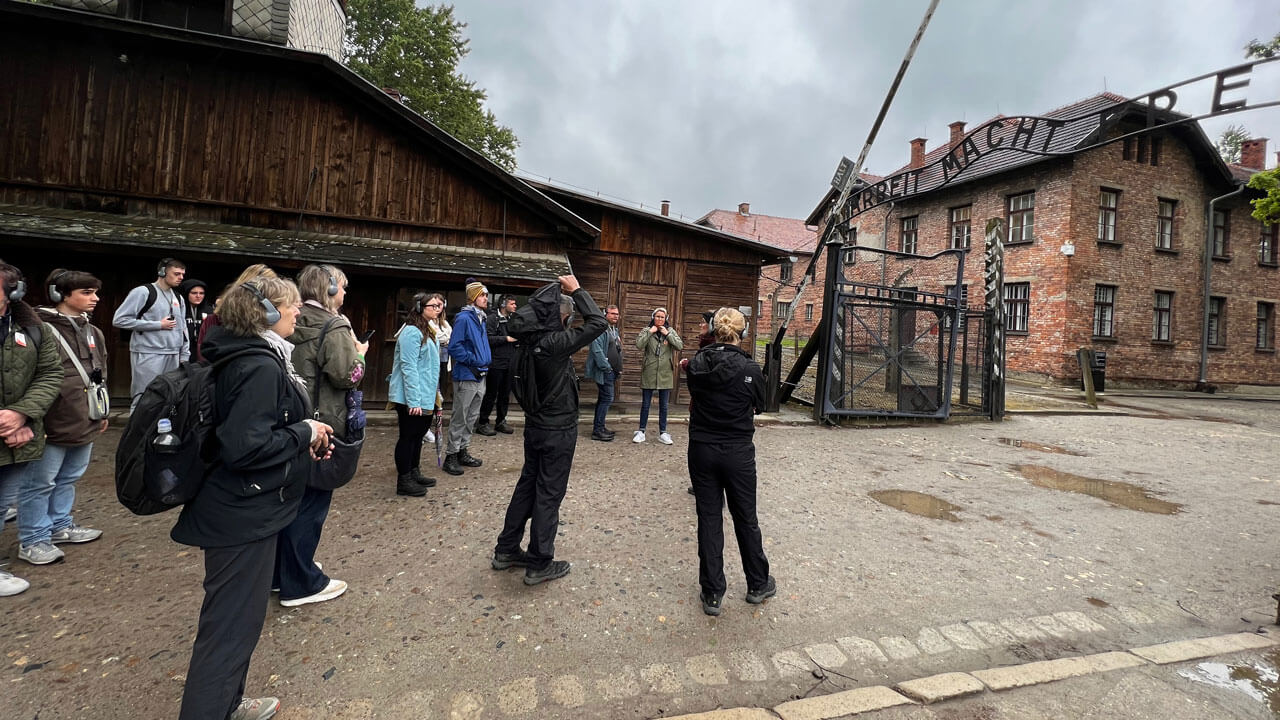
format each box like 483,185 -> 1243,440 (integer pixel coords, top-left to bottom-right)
507,283 -> 607,430
170,326 -> 313,549
686,343 -> 766,444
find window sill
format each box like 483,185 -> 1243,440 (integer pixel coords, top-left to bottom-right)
1155,247 -> 1179,255
1260,261 -> 1279,268
1096,240 -> 1123,248
1090,336 -> 1118,343
1257,347 -> 1276,354
1212,254 -> 1232,262
1208,345 -> 1227,352
1150,339 -> 1174,346
1007,330 -> 1030,337
1005,239 -> 1034,247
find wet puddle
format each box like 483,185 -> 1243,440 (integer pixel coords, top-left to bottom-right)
1015,464 -> 1183,515
1179,649 -> 1280,715
997,437 -> 1087,456
868,490 -> 963,522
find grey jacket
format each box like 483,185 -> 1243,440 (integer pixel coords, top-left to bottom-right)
111,282 -> 190,358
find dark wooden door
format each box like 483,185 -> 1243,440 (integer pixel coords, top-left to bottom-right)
618,282 -> 676,403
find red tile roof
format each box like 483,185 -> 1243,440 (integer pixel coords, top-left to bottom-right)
696,209 -> 818,254
1227,163 -> 1260,183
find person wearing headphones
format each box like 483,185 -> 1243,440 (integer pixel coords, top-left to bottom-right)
633,307 -> 682,444
684,307 -> 775,616
0,261 -> 63,597
172,275 -> 333,720
387,292 -> 443,497
112,257 -> 190,411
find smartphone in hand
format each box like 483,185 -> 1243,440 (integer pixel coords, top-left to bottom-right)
359,329 -> 376,343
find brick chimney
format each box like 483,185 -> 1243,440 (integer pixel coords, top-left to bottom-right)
660,200 -> 670,217
948,121 -> 966,148
909,138 -> 927,169
1241,138 -> 1268,170
738,202 -> 750,216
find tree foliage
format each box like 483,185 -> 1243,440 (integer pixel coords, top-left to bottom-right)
1249,169 -> 1280,225
1215,124 -> 1250,164
344,1 -> 518,171
1245,32 -> 1280,59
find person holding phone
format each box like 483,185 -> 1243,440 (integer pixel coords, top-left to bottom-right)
269,265 -> 366,608
388,292 -> 443,497
633,307 -> 682,445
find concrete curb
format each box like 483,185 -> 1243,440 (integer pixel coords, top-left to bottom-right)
658,631 -> 1279,720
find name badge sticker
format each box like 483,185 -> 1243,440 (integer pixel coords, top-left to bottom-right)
87,331 -> 97,349
14,332 -> 26,347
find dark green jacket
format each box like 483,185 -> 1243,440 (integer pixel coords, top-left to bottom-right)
0,301 -> 63,466
289,303 -> 364,438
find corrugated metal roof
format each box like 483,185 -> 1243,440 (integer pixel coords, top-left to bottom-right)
0,204 -> 572,280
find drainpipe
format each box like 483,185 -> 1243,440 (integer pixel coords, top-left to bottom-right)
880,202 -> 896,341
1198,184 -> 1246,388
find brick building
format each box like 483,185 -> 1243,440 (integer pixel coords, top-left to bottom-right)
696,203 -> 821,338
809,94 -> 1279,388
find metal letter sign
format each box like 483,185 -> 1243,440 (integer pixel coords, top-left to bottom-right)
839,57 -> 1280,224
830,156 -> 855,190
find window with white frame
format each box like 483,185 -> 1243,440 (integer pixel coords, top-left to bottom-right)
1098,189 -> 1118,243
1007,191 -> 1035,243
1156,198 -> 1175,250
1261,224 -> 1277,265
1258,302 -> 1275,350
900,216 -> 918,254
1004,282 -> 1030,333
950,205 -> 971,249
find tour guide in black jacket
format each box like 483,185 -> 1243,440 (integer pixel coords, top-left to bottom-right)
685,307 -> 776,616
491,275 -> 605,585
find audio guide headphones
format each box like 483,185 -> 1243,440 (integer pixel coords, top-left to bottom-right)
243,282 -> 281,325
322,265 -> 340,297
48,270 -> 70,304
2,264 -> 26,303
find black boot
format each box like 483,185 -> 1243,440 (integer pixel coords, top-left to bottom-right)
457,448 -> 483,467
411,468 -> 437,488
442,453 -> 464,476
475,422 -> 497,437
396,472 -> 427,497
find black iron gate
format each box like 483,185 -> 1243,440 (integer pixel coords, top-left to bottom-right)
815,242 -> 965,420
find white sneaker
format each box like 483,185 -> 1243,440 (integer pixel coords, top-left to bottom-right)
0,569 -> 29,596
51,524 -> 102,544
19,541 -> 65,565
632,430 -> 646,443
231,696 -> 280,720
659,432 -> 673,445
425,429 -> 436,443
280,578 -> 347,607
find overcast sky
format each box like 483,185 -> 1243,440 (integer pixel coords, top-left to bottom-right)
453,1 -> 1280,223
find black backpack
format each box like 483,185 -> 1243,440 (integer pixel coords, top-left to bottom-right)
509,339 -> 544,414
114,349 -> 272,515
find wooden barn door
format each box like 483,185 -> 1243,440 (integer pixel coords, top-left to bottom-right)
618,282 -> 677,403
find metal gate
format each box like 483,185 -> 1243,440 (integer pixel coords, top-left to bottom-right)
816,243 -> 966,420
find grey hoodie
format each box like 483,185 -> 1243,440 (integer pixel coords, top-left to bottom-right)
111,282 -> 190,358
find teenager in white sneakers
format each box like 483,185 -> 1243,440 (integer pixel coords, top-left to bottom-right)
634,307 -> 682,445
17,269 -> 108,567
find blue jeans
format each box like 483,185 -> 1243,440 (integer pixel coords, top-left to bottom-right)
273,485 -> 333,601
0,461 -> 29,518
19,443 -> 93,546
593,371 -> 616,434
639,388 -> 670,433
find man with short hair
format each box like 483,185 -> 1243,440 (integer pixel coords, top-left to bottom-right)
491,275 -> 606,585
476,294 -> 518,437
443,278 -> 492,476
585,304 -> 622,441
112,258 -> 189,410
0,262 -> 64,596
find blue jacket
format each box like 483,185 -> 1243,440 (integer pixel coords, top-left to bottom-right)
448,305 -> 491,382
585,325 -> 618,385
388,325 -> 440,410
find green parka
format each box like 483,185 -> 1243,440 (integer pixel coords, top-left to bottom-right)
635,326 -> 683,390
289,302 -> 365,438
0,301 -> 63,466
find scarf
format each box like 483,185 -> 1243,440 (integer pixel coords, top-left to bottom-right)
260,329 -> 308,397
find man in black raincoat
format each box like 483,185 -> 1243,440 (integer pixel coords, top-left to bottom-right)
491,275 -> 606,585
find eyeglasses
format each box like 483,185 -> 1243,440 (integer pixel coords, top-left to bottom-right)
425,302 -> 444,309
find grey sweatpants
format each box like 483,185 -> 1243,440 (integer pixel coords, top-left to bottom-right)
130,351 -> 182,411
447,378 -> 486,454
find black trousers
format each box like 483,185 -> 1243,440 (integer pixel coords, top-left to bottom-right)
688,440 -> 770,596
393,403 -> 431,474
495,425 -> 577,570
273,485 -> 333,601
179,535 -> 276,720
478,366 -> 512,425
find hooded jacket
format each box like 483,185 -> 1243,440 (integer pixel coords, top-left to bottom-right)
636,324 -> 683,389
170,327 -> 312,548
448,304 -> 491,382
111,281 -> 190,359
179,279 -> 211,347
0,301 -> 62,466
686,343 -> 766,443
36,307 -> 108,446
507,283 -> 607,430
290,303 -> 365,438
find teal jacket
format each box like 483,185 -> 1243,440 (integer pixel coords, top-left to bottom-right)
388,324 -> 440,410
